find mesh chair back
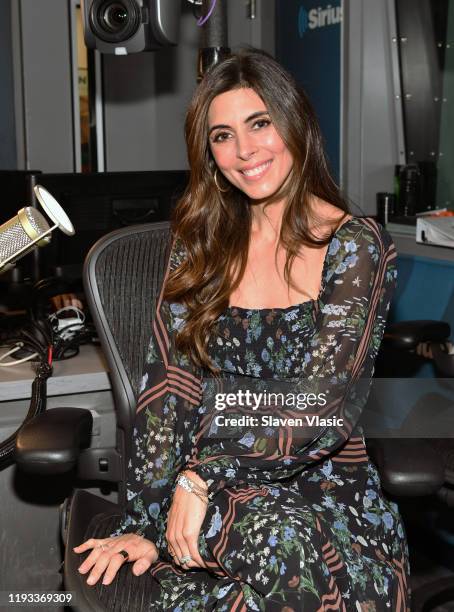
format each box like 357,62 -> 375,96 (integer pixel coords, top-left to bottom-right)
83,223 -> 172,456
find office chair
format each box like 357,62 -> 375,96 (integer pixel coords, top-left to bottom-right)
16,222 -> 172,611
371,324 -> 454,612
14,222 -> 453,611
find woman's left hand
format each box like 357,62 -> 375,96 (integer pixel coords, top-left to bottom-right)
166,470 -> 208,570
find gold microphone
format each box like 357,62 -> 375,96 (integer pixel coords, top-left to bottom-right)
0,185 -> 75,273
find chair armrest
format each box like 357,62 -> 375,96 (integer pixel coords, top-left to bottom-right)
366,438 -> 445,497
431,342 -> 454,376
15,408 -> 93,475
383,320 -> 451,350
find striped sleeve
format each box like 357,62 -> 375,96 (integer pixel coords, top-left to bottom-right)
109,236 -> 203,546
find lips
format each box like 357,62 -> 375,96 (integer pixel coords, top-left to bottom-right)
240,160 -> 273,178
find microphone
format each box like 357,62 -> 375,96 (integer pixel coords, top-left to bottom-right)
0,185 -> 75,273
197,0 -> 230,82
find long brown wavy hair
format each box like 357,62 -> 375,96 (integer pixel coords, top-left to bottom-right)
163,47 -> 350,376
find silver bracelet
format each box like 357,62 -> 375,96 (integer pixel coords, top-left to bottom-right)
192,489 -> 209,505
176,473 -> 208,501
180,470 -> 208,494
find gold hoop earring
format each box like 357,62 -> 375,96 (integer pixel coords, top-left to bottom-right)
213,168 -> 230,193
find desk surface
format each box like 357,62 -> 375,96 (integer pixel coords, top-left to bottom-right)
0,344 -> 111,401
389,230 -> 454,263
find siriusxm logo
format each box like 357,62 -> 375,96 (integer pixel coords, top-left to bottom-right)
298,4 -> 342,37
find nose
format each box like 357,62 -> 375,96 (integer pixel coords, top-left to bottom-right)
236,130 -> 258,160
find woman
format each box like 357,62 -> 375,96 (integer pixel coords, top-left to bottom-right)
74,48 -> 410,611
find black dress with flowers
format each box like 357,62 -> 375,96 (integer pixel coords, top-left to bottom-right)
107,216 -> 411,611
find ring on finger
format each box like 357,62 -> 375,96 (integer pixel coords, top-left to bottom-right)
118,550 -> 129,562
180,554 -> 192,565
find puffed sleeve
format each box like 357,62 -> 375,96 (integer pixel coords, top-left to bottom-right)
109,237 -> 202,545
186,218 -> 398,501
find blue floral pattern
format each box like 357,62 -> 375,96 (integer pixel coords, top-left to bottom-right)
107,217 -> 410,611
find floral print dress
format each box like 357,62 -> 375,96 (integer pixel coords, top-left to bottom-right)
108,216 -> 411,611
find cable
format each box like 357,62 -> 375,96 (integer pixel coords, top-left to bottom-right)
0,360 -> 52,471
48,306 -> 85,329
0,343 -> 39,366
1,331 -> 49,366
194,0 -> 217,26
0,312 -> 92,469
186,0 -> 203,22
0,301 -> 99,469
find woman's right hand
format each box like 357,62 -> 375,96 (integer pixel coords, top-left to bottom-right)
73,533 -> 158,586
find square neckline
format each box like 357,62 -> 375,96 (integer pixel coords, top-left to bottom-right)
227,216 -> 358,313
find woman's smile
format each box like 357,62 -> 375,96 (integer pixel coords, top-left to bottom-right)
239,159 -> 273,181
208,88 -> 293,200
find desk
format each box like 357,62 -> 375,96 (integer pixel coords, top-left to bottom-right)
0,345 -> 117,605
0,344 -> 110,401
389,229 -> 454,263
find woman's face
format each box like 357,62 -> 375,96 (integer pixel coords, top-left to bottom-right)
207,87 -> 293,201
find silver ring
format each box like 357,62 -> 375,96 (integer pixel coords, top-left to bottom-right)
180,554 -> 192,565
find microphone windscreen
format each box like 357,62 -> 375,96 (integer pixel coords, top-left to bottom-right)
0,207 -> 51,263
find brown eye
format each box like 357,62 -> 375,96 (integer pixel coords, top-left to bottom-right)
212,131 -> 230,143
253,119 -> 271,129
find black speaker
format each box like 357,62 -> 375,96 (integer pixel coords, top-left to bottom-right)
81,0 -> 180,54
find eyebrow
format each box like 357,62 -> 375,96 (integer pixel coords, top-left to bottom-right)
208,110 -> 270,136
